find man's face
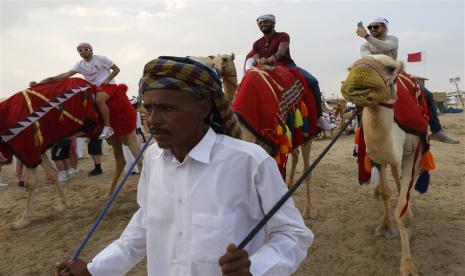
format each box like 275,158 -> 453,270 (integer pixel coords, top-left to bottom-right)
258,19 -> 275,34
77,47 -> 92,59
142,89 -> 211,156
367,23 -> 386,38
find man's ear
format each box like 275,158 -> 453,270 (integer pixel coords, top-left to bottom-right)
198,98 -> 212,121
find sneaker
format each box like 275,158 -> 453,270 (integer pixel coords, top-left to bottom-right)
317,116 -> 335,130
88,167 -> 103,176
67,168 -> 78,175
99,126 -> 115,139
58,171 -> 70,182
430,129 -> 459,144
17,180 -> 25,187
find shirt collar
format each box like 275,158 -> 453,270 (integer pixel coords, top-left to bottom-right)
152,127 -> 216,164
186,127 -> 216,164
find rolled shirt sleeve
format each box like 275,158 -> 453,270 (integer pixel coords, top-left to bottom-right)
249,157 -> 314,276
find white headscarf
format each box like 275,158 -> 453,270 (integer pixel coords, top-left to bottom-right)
256,14 -> 276,24
370,17 -> 389,32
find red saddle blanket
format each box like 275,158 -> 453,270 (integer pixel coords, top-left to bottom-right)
232,64 -> 319,175
393,72 -> 430,135
0,78 -> 135,168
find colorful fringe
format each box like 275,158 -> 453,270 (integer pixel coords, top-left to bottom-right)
275,100 -> 312,177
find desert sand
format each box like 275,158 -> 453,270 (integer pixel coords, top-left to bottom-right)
0,112 -> 464,275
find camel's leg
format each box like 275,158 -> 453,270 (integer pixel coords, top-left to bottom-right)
301,140 -> 317,219
395,149 -> 420,276
40,154 -> 67,210
287,150 -> 299,188
109,141 -> 126,196
13,167 -> 38,229
391,164 -> 402,194
126,133 -> 143,173
374,164 -> 397,239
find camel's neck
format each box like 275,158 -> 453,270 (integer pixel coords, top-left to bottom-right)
363,104 -> 395,147
222,74 -> 238,103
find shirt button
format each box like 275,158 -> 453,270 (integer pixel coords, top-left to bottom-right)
178,232 -> 182,237
178,198 -> 182,204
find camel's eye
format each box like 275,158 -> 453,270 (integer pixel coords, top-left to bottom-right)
386,66 -> 396,74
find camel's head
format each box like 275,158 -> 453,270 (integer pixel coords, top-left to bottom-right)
210,53 -> 236,77
341,55 -> 403,107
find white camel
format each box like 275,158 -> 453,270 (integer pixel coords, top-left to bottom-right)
341,54 -> 427,276
198,53 -> 317,219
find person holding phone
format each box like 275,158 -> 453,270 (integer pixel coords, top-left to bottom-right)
356,17 -> 459,143
356,17 -> 398,59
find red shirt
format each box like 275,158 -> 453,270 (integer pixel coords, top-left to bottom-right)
252,32 -> 294,65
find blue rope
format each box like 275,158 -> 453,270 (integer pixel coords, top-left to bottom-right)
72,134 -> 154,261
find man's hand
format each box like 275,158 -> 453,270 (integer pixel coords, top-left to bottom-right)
218,243 -> 251,276
356,27 -> 369,38
54,259 -> 91,276
101,79 -> 110,85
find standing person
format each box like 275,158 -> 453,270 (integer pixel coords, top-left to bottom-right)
31,42 -> 120,139
87,137 -> 104,176
51,139 -> 73,182
54,56 -> 313,276
356,17 -> 459,144
0,152 -> 9,189
250,14 -> 334,130
122,98 -> 145,174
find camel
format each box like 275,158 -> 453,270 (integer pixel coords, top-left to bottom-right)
341,54 -> 429,276
198,53 -> 317,219
0,79 -> 142,229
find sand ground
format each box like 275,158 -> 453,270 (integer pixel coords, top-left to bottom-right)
0,112 -> 464,275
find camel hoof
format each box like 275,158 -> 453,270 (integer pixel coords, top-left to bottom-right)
374,224 -> 397,239
12,216 -> 32,229
400,258 -> 419,276
303,209 -> 319,220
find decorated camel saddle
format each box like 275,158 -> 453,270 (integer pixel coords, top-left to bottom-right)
232,64 -> 320,175
0,78 -> 136,168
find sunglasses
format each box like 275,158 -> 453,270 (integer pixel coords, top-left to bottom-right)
367,25 -> 382,31
78,48 -> 91,52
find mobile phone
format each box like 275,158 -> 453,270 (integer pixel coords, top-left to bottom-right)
357,21 -> 363,28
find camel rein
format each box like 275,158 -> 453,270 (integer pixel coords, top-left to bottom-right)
238,112 -> 356,249
71,134 -> 154,262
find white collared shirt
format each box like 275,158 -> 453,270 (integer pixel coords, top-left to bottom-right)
88,128 -> 313,276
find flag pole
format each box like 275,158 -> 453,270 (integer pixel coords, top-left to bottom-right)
423,51 -> 426,77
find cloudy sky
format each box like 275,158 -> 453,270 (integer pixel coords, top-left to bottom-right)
1,0 -> 464,100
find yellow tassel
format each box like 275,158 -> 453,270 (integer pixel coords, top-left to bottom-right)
82,98 -> 87,108
294,109 -> 303,128
355,127 -> 361,144
34,131 -> 40,147
421,150 -> 435,171
275,154 -> 281,164
280,144 -> 288,154
276,125 -> 283,136
285,125 -> 292,143
59,113 -> 65,123
364,154 -> 372,173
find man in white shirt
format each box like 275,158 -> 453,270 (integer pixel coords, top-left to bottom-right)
32,42 -> 120,139
54,56 -> 313,276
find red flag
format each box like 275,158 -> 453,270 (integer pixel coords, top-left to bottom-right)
407,52 -> 422,62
